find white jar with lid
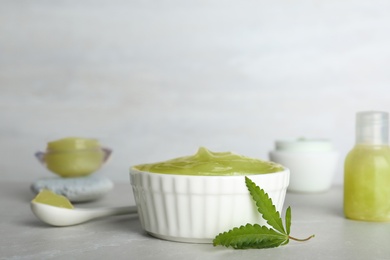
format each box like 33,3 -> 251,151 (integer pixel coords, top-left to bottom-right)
269,138 -> 339,193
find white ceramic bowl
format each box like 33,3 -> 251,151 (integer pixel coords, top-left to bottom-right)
130,167 -> 289,243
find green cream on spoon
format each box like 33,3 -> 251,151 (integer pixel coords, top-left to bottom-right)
32,189 -> 74,209
31,189 -> 137,226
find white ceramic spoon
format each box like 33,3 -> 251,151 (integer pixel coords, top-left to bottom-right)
30,201 -> 138,227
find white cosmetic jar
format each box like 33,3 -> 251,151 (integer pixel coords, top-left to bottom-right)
269,139 -> 338,193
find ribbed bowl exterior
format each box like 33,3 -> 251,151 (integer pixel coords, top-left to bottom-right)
130,168 -> 289,243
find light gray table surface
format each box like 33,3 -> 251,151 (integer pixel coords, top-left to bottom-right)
1,181 -> 389,260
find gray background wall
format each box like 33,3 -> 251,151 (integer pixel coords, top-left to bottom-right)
2,0 -> 390,184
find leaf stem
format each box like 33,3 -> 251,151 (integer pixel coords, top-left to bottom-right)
288,234 -> 315,242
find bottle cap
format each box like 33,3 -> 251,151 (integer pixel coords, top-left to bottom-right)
356,111 -> 389,145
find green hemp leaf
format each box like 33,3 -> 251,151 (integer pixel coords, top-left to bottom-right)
213,177 -> 314,249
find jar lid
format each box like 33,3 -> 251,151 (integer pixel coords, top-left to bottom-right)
275,138 -> 333,152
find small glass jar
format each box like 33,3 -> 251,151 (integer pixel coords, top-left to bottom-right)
35,137 -> 111,178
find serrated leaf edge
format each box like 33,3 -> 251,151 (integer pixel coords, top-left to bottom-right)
285,206 -> 291,236
245,177 -> 286,234
213,223 -> 288,249
213,177 -> 314,249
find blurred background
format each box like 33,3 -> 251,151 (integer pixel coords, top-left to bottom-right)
2,0 -> 390,184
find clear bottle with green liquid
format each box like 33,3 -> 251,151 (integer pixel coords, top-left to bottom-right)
344,111 -> 390,221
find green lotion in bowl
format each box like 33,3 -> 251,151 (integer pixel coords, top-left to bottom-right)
135,147 -> 284,176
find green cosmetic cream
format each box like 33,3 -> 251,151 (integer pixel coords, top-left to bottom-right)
44,137 -> 105,177
32,189 -> 74,209
135,147 -> 284,176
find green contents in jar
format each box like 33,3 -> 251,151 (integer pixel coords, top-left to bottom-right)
47,137 -> 100,151
135,147 -> 284,176
344,144 -> 390,221
44,137 -> 104,177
